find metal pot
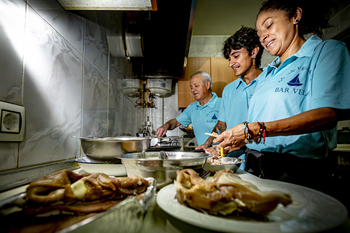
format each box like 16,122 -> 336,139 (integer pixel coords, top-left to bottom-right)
204,157 -> 244,174
149,136 -> 183,151
118,151 -> 210,189
78,136 -> 151,161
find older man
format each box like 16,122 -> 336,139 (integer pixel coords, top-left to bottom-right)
156,71 -> 222,145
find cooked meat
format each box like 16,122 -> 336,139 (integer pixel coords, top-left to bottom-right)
175,169 -> 292,216
21,199 -> 123,216
26,169 -> 149,204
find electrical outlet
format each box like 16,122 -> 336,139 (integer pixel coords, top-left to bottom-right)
0,101 -> 25,141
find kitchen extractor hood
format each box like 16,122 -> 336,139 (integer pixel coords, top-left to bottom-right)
57,0 -> 158,11
117,0 -> 197,79
59,0 -> 197,79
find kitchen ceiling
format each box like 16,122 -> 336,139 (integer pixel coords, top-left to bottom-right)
192,0 -> 265,36
57,0 -> 157,11
192,0 -> 350,36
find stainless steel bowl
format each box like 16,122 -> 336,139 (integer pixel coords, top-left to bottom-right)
119,151 -> 210,189
78,136 -> 151,161
204,157 -> 244,174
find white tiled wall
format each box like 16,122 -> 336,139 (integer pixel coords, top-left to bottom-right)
0,1 -> 276,173
0,0 -> 148,171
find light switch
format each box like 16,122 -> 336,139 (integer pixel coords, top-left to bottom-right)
0,101 -> 25,141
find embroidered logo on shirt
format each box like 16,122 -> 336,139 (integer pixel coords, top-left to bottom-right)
287,74 -> 302,86
212,114 -> 217,120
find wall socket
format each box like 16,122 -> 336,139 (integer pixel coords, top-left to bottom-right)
0,101 -> 25,141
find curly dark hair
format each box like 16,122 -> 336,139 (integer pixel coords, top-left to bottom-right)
222,26 -> 263,68
257,0 -> 332,38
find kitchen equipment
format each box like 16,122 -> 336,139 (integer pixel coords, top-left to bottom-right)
204,157 -> 244,174
121,79 -> 143,97
118,151 -> 210,189
56,0 -> 156,10
138,116 -> 154,137
75,158 -> 127,176
77,136 -> 151,161
125,29 -> 143,58
182,132 -> 196,151
149,136 -> 183,151
146,78 -> 172,96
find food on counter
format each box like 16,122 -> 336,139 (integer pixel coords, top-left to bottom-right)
207,154 -> 232,165
1,169 -> 151,233
175,169 -> 292,216
26,169 -> 149,205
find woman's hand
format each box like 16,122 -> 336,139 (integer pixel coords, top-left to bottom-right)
214,123 -> 247,153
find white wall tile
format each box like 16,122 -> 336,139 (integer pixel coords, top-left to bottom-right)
27,0 -> 85,53
82,60 -> 109,137
84,17 -> 109,78
0,0 -> 26,104
19,6 -> 83,166
0,143 -> 18,170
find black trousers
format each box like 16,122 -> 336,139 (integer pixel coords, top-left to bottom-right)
244,148 -> 334,193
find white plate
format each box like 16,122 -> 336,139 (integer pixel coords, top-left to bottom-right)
157,175 -> 348,233
75,158 -> 127,176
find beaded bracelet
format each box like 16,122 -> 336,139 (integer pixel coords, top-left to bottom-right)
254,122 -> 266,144
254,122 -> 262,144
242,121 -> 253,144
262,122 -> 266,144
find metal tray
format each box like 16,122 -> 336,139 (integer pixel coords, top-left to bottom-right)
0,177 -> 156,233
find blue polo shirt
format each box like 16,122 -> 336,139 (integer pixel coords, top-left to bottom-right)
247,35 -> 350,158
176,93 -> 221,145
219,73 -> 265,168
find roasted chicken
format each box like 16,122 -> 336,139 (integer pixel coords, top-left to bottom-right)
175,169 -> 292,216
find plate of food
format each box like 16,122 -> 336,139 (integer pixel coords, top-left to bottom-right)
157,169 -> 348,233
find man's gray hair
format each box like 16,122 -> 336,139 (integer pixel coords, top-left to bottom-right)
190,71 -> 213,91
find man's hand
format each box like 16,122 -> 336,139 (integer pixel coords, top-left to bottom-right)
195,144 -> 209,150
155,119 -> 182,137
156,124 -> 168,137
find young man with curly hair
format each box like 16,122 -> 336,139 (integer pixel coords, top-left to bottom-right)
197,27 -> 264,169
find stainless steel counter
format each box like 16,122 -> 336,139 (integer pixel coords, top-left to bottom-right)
0,160 -> 79,192
1,168 -> 350,233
